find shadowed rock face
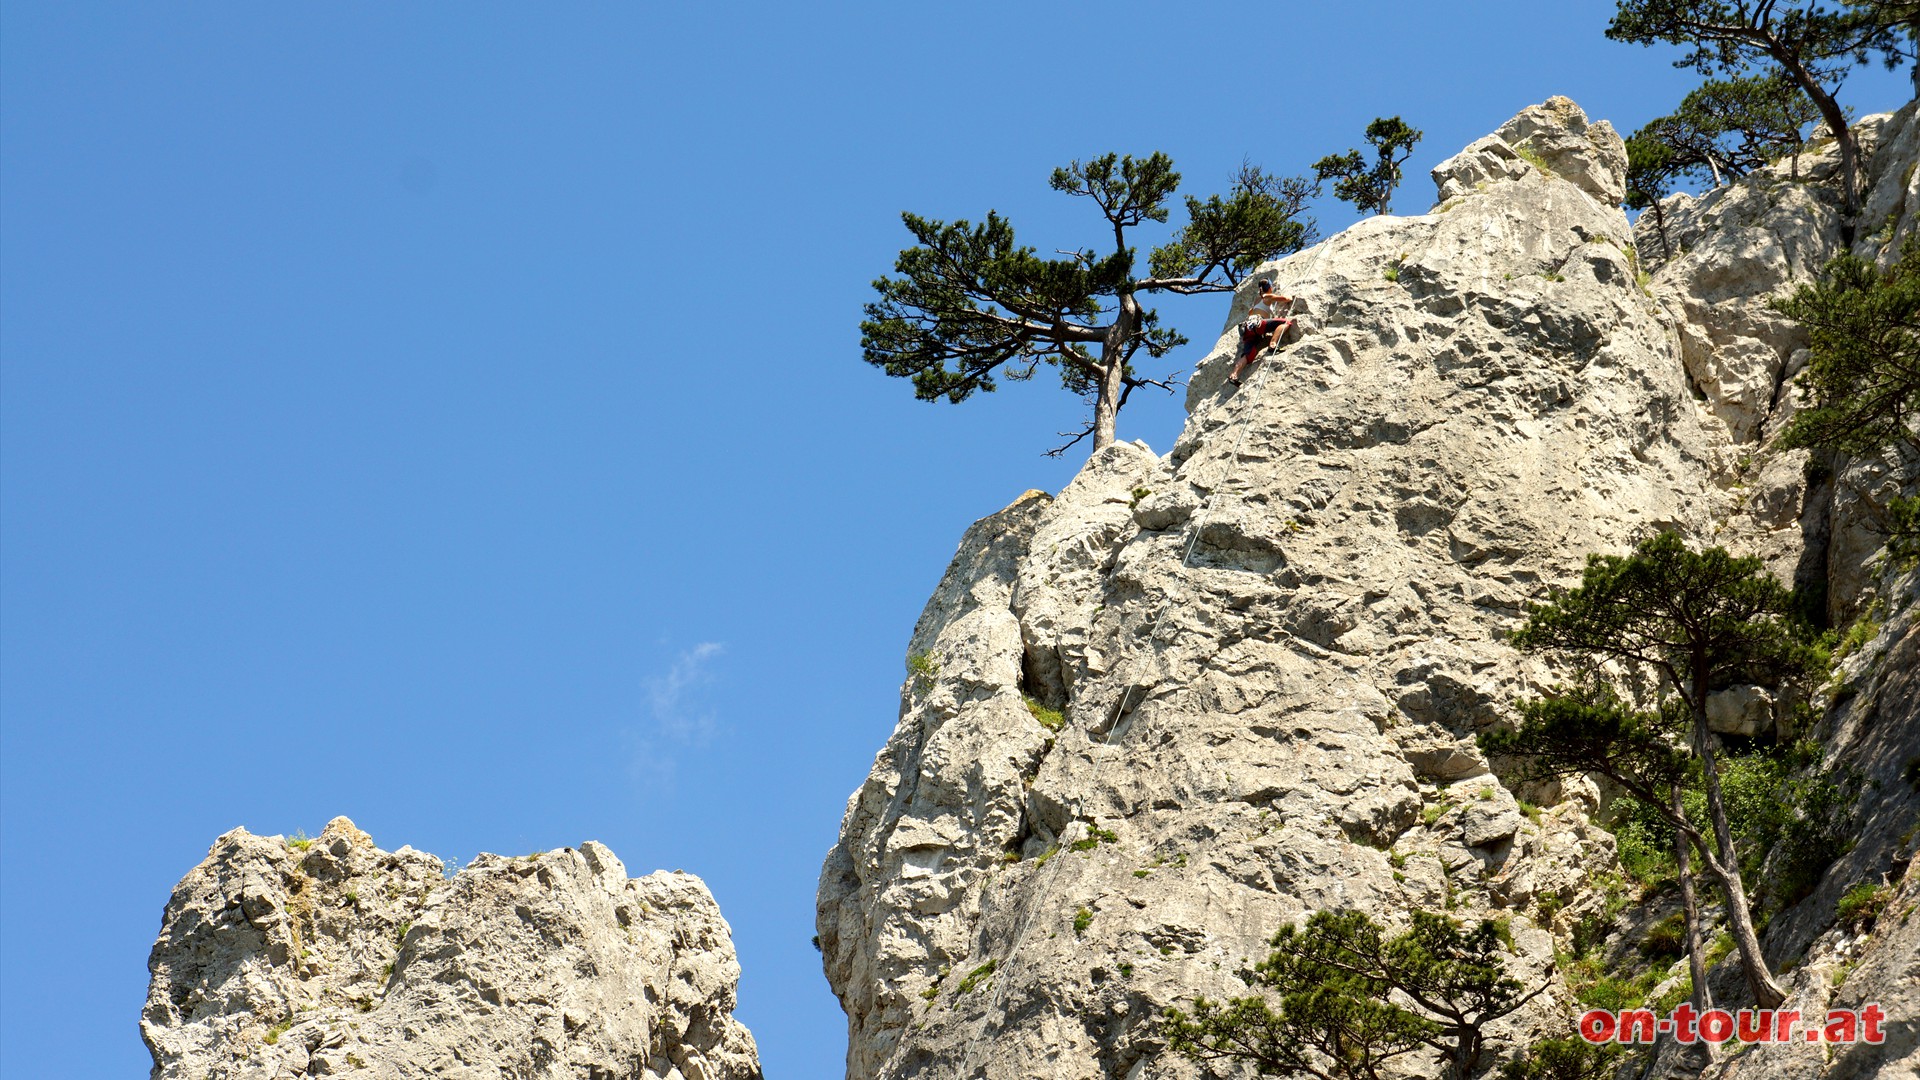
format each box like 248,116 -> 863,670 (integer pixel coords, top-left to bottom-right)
143,817 -> 761,1080
819,97 -> 1920,1080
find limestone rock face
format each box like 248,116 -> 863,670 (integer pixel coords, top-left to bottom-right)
1431,97 -> 1627,210
820,97 -> 1920,1080
1639,102 -> 1920,621
1495,95 -> 1629,207
143,817 -> 761,1080
1706,684 -> 1775,738
1713,580 -> 1920,1080
822,95 -> 1681,1080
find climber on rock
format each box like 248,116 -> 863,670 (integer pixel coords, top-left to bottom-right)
1227,279 -> 1294,387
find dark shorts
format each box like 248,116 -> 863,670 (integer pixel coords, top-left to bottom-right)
1239,318 -> 1286,357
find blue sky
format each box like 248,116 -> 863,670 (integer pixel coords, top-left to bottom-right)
1,3 -> 1911,1076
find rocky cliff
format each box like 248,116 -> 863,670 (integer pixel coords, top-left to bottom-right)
143,817 -> 761,1080
818,97 -> 1920,1080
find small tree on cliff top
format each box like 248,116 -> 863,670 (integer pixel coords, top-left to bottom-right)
1314,116 -> 1424,217
1638,71 -> 1821,188
1626,131 -> 1687,258
1628,71 -> 1819,257
862,156 -> 1315,457
1607,0 -> 1907,223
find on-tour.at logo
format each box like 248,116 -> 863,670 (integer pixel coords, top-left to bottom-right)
1579,1004 -> 1887,1045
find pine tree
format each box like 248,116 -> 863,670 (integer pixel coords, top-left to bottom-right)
1774,237 -> 1920,558
1314,117 -> 1423,217
1626,132 -> 1686,259
1481,689 -> 1719,1032
1164,910 -> 1542,1080
862,156 -> 1315,457
1607,1 -> 1907,224
1775,239 -> 1920,456
1486,532 -> 1819,1009
1636,71 -> 1820,188
1845,0 -> 1920,92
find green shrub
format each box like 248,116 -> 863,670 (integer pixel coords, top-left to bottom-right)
906,651 -> 940,692
1837,883 -> 1891,932
1489,916 -> 1515,951
955,959 -> 997,995
1604,745 -> 1855,915
1023,694 -> 1065,732
1833,613 -> 1881,662
1717,749 -> 1855,914
1499,1037 -> 1624,1080
1611,806 -> 1676,889
1070,825 -> 1117,853
1535,893 -> 1563,923
1642,913 -> 1687,959
1073,907 -> 1093,937
1577,970 -> 1658,1011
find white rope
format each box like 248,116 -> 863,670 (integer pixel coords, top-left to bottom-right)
948,248 -> 1326,1078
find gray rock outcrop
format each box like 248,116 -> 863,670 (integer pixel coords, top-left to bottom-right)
144,817 -> 761,1080
1711,589 -> 1920,1080
819,96 -> 1920,1080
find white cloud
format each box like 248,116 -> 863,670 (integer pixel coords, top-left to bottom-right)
646,641 -> 724,743
629,642 -> 725,790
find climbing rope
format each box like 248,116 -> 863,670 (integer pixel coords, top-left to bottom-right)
946,250 -> 1325,1078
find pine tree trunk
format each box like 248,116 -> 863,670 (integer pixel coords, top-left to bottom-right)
1690,676 -> 1789,1010
1091,294 -> 1142,456
1090,359 -> 1121,455
1672,784 -> 1717,1064
1449,1030 -> 1479,1080
1770,45 -> 1861,223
